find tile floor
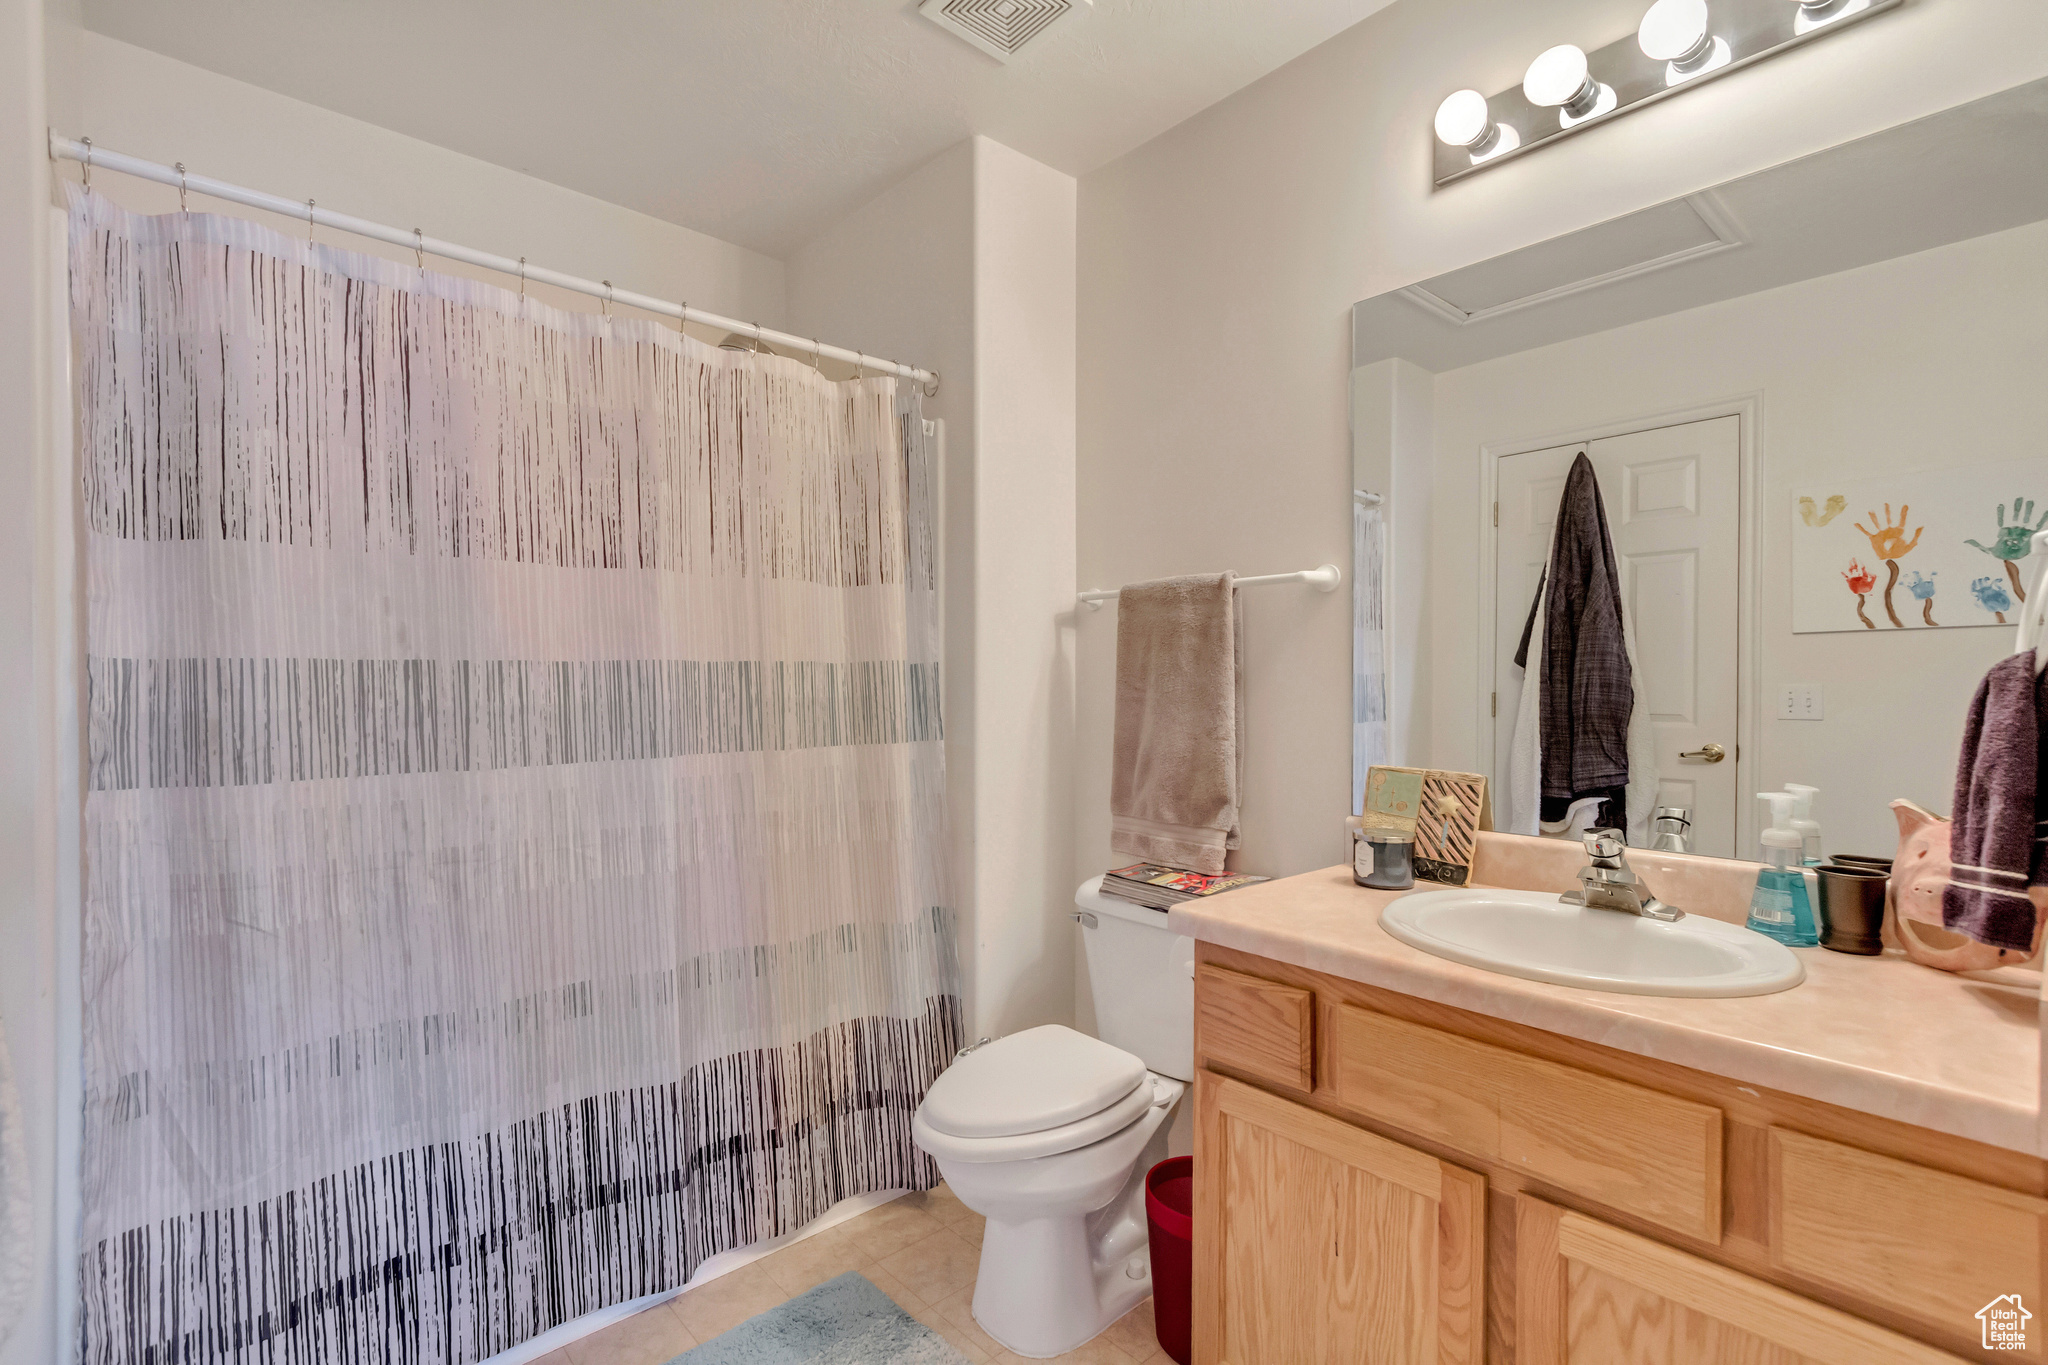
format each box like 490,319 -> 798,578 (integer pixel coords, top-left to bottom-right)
534,1185 -> 1169,1365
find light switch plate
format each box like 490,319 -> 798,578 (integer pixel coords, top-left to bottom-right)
1777,684 -> 1824,720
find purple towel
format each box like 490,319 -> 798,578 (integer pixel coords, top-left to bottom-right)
1944,651 -> 2048,952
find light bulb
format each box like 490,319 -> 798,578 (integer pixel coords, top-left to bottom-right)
1432,89 -> 1519,162
1792,0 -> 1870,32
1433,89 -> 1492,148
1523,45 -> 1595,111
1638,0 -> 1711,63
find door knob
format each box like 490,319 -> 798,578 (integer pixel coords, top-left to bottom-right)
1679,742 -> 1727,763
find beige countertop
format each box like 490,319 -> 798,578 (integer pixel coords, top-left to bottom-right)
1168,862 -> 2042,1154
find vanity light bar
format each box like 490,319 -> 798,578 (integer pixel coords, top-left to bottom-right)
1432,0 -> 1898,187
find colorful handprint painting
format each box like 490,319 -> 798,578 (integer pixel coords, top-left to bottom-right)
1850,503 -> 1922,628
1793,460 -> 2048,634
1965,496 -> 2048,604
1842,560 -> 1877,629
1905,570 -> 1938,626
1972,575 -> 2014,624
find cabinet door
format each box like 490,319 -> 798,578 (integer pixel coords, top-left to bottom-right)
1193,1072 -> 1484,1365
1767,1126 -> 2046,1359
1515,1196 -> 1968,1365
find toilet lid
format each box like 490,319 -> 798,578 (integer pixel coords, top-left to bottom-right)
920,1025 -> 1147,1138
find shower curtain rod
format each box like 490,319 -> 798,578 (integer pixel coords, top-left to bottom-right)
48,133 -> 940,392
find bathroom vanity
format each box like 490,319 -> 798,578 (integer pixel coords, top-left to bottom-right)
1172,837 -> 2044,1364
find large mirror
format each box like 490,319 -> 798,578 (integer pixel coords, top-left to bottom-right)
1352,78 -> 2048,861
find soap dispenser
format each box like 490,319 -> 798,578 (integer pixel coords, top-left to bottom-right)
1748,792 -> 1820,946
1784,783 -> 1823,867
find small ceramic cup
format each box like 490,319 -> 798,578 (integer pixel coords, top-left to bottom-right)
1815,863 -> 1888,955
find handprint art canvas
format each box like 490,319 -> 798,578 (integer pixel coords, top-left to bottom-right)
1791,460 -> 2048,633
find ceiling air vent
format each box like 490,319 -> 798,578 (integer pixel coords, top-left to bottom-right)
918,0 -> 1091,63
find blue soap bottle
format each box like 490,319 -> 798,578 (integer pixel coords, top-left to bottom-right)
1748,792 -> 1819,946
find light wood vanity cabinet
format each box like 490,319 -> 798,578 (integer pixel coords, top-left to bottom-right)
1765,1127 -> 2047,1352
1516,1197 -> 1967,1365
1196,963 -> 1315,1093
1331,1002 -> 1723,1243
1197,1074 -> 1485,1363
1192,944 -> 2048,1363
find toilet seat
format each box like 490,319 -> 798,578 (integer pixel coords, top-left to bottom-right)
921,1025 -> 1148,1137
914,1025 -> 1160,1164
913,1073 -> 1163,1164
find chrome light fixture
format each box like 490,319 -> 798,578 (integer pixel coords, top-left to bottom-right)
1433,89 -> 1521,161
1523,45 -> 1617,127
1431,0 -> 1900,186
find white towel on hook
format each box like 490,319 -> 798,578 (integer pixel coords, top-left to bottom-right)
1507,573 -> 1548,836
2020,530 -> 2048,675
1619,588 -> 1659,847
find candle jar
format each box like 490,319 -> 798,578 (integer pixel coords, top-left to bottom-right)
1358,833 -> 1415,890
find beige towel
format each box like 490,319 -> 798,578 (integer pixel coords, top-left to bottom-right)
1111,573 -> 1242,875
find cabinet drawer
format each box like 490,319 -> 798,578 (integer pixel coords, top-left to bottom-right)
1769,1127 -> 2047,1356
1195,963 -> 1314,1091
1518,1196 -> 1968,1365
1333,1005 -> 1722,1243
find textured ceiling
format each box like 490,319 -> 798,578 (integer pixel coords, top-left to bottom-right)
82,0 -> 1401,256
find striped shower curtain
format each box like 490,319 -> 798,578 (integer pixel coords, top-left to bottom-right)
69,188 -> 960,1364
1353,492 -> 1389,813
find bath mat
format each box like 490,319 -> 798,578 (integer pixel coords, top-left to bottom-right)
669,1272 -> 970,1364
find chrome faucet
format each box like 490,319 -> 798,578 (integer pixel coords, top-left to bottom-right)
1649,805 -> 1693,854
1561,829 -> 1683,921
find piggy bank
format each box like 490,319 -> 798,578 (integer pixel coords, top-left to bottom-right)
1890,798 -> 2045,970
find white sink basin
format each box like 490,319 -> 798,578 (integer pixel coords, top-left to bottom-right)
1379,888 -> 1805,998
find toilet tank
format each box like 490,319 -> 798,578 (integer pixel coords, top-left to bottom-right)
1075,877 -> 1195,1082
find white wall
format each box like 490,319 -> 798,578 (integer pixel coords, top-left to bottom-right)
1075,0 -> 2048,887
1425,221 -> 2048,856
788,136 -> 1078,1042
971,141 -> 1079,1038
1,1 -> 56,1360
50,29 -> 786,326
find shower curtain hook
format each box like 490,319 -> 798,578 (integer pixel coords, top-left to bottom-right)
811,338 -> 824,374
677,302 -> 689,336
603,281 -> 613,320
754,322 -> 769,356
80,137 -> 91,194
517,256 -> 526,303
853,351 -> 865,382
923,370 -> 940,399
413,227 -> 424,272
306,199 -> 316,244
175,162 -> 188,216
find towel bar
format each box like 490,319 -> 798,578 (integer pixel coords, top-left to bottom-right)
1077,564 -> 1342,611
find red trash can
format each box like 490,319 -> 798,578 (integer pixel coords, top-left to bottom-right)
1145,1156 -> 1194,1364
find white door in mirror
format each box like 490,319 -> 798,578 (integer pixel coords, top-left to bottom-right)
1380,888 -> 1805,997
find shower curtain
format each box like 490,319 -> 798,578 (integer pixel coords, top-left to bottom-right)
1352,492 -> 1389,813
69,188 -> 960,1364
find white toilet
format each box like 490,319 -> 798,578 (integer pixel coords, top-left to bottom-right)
912,878 -> 1195,1359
